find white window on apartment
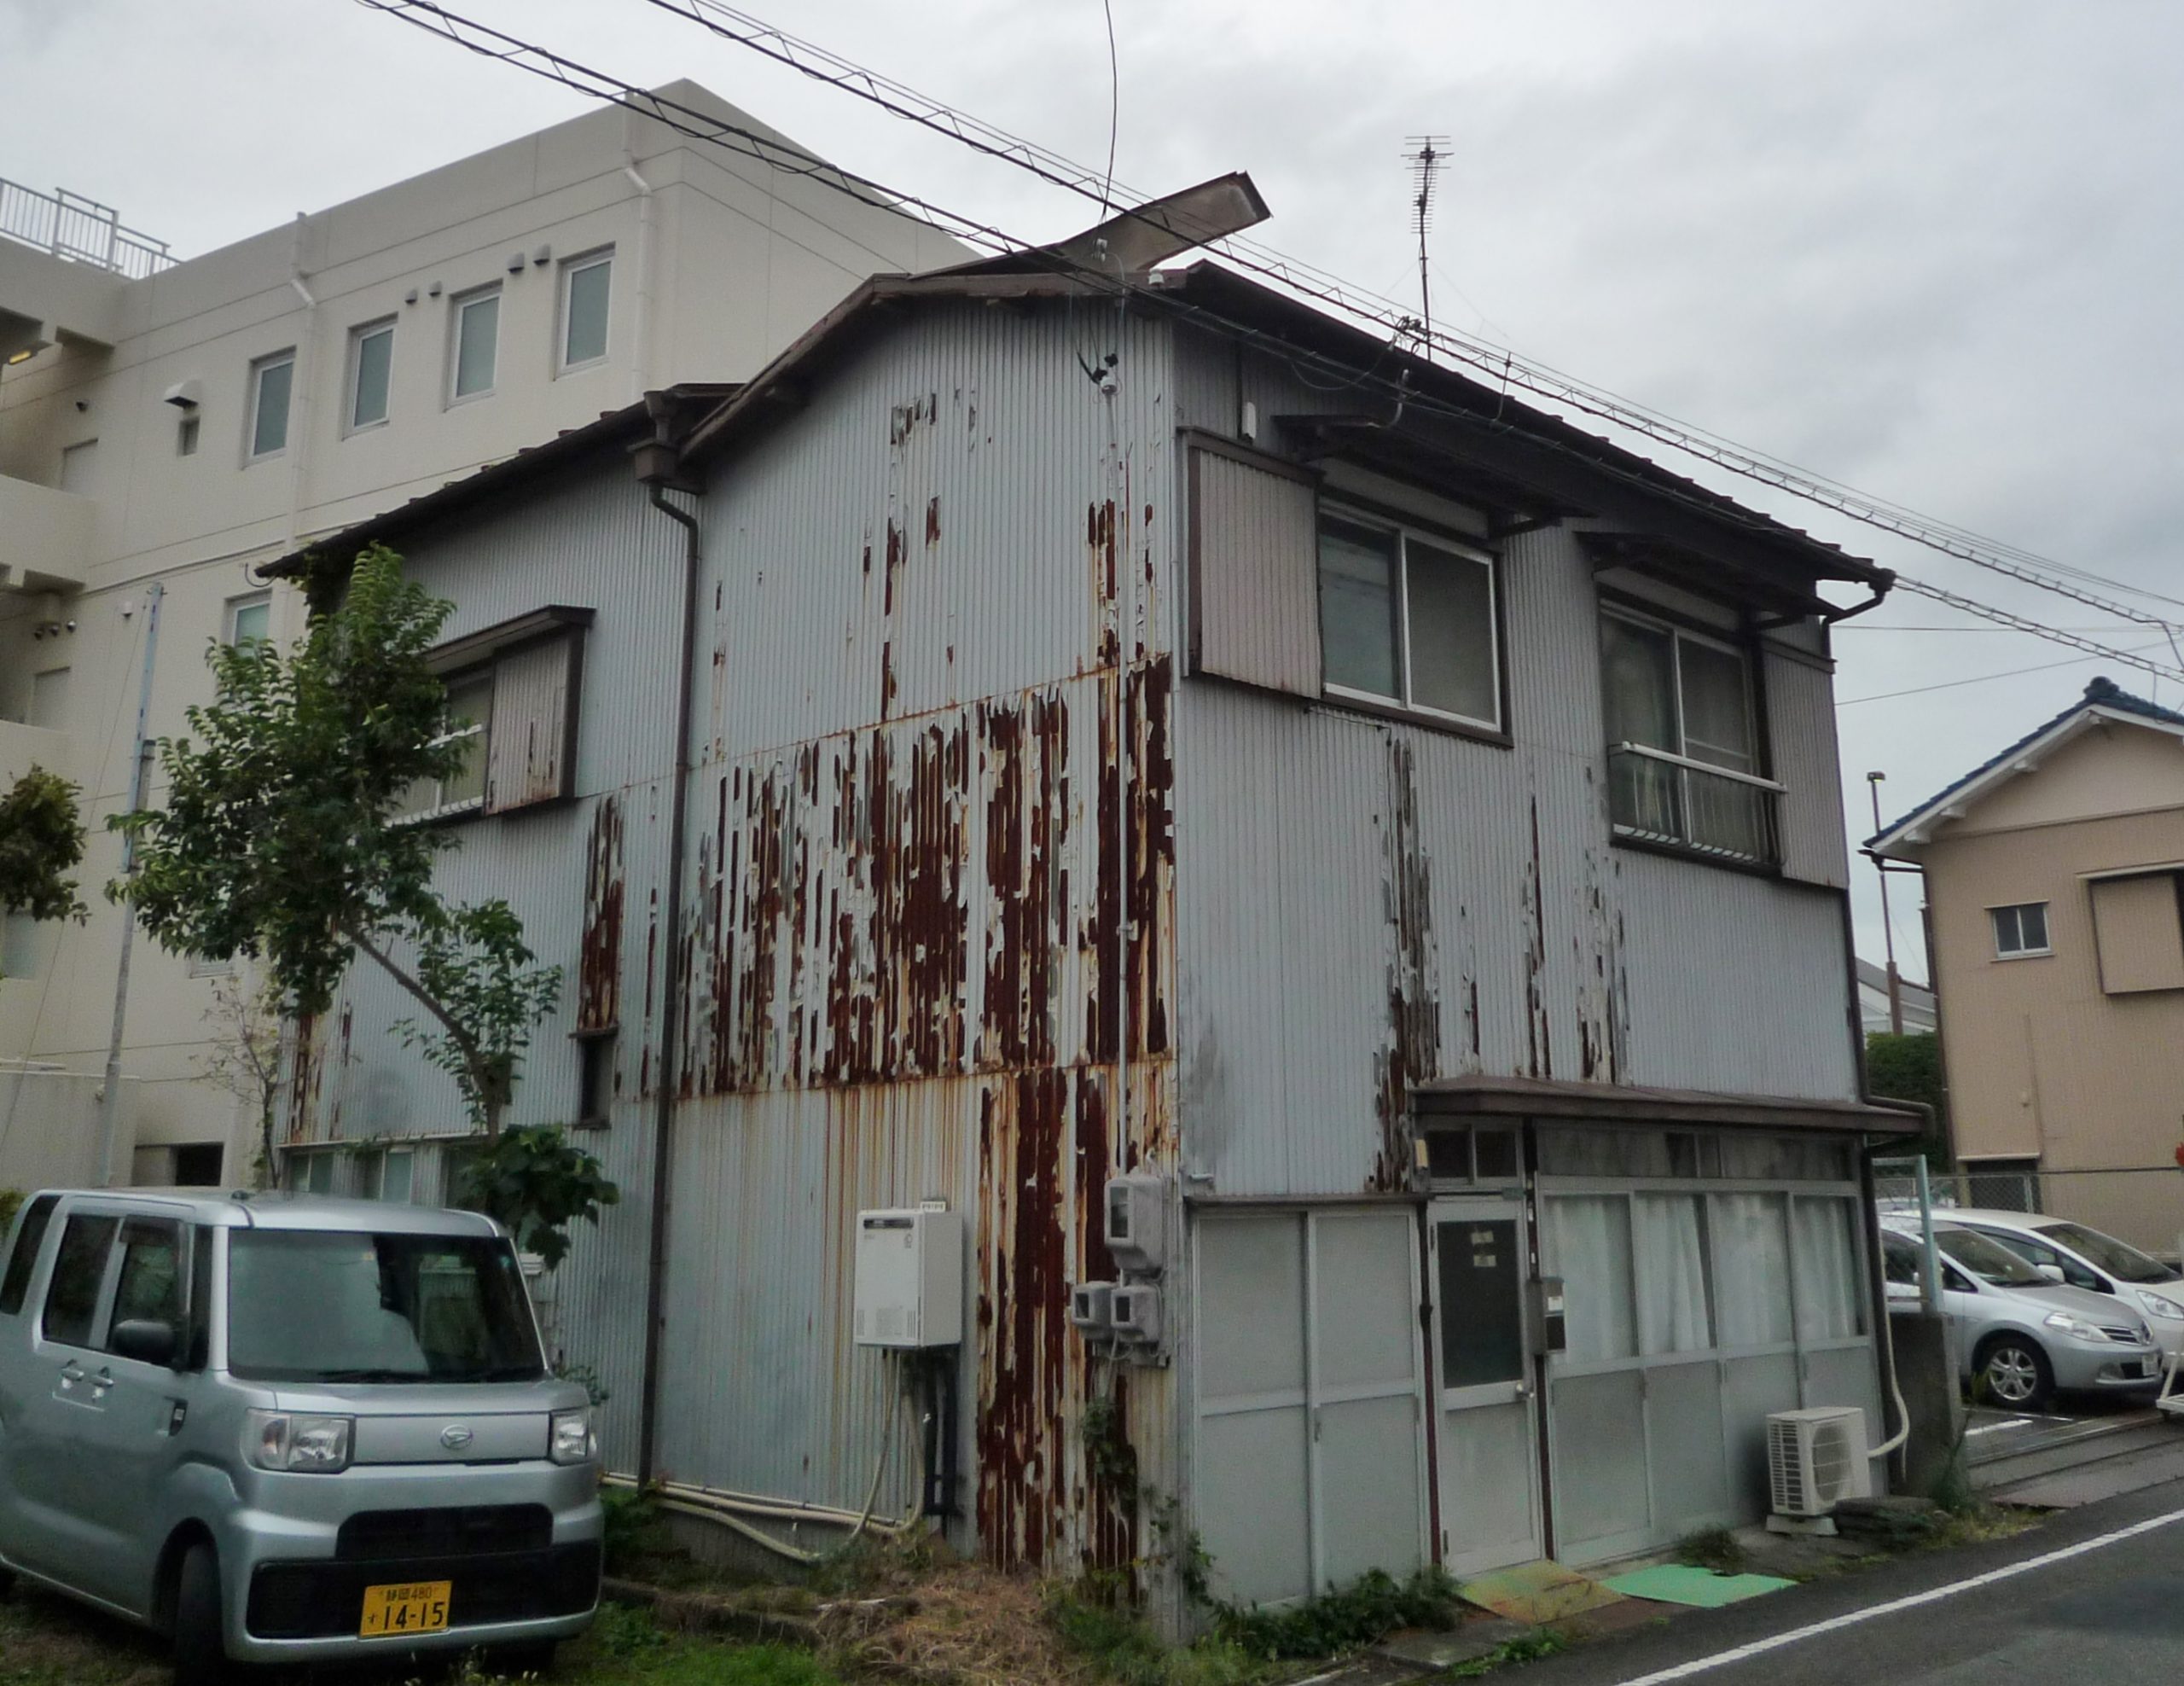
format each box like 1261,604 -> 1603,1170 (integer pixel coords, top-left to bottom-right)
247,351 -> 295,460
558,249 -> 612,371
1991,901 -> 2051,959
59,438 -> 99,494
396,608 -> 591,823
347,317 -> 396,432
1600,606 -> 1778,865
1316,509 -> 1501,730
225,591 -> 271,647
450,285 -> 500,402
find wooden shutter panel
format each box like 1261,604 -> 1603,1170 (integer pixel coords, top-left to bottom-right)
484,631 -> 582,814
1188,445 -> 1321,697
2090,873 -> 2184,993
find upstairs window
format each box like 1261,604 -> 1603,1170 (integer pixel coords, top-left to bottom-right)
559,250 -> 612,370
450,285 -> 500,403
1317,509 -> 1500,730
1601,607 -> 1777,865
395,608 -> 591,823
347,318 -> 396,432
225,591 -> 271,646
1991,901 -> 2051,959
248,351 -> 294,460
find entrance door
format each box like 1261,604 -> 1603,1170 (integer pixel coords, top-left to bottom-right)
1429,1195 -> 1544,1576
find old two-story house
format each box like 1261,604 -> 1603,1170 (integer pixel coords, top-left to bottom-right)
0,84 -> 962,1193
1870,678 -> 2184,1251
269,219 -> 1917,1604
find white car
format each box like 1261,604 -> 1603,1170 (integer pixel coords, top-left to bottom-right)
1943,1208 -> 2184,1358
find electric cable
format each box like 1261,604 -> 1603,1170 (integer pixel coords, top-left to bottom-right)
1837,641 -> 2173,706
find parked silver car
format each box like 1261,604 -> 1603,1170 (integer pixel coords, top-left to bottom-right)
0,1189 -> 601,1683
1880,1220 -> 2164,1408
1939,1208 -> 2184,1358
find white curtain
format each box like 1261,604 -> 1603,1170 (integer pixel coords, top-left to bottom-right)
1792,1198 -> 1862,1341
1635,1195 -> 1712,1354
1711,1193 -> 1794,1348
1547,1196 -> 1636,1363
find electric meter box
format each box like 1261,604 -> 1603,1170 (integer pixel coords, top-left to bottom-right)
1104,1174 -> 1167,1275
854,1206 -> 964,1348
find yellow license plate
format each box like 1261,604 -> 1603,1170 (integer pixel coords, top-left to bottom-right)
359,1579 -> 452,1638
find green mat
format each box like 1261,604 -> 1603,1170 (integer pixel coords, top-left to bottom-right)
1600,1563 -> 1796,1608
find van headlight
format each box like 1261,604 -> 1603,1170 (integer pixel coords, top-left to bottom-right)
2136,1291 -> 2184,1322
549,1406 -> 596,1466
2044,1311 -> 2108,1343
246,1410 -> 353,1473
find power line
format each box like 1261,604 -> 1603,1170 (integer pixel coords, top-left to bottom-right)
1837,642 -> 2171,706
623,0 -> 2184,631
361,0 -> 2184,690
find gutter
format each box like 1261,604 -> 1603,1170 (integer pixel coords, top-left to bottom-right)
632,408 -> 706,1488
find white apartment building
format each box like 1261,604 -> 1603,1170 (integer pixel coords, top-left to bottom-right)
0,84 -> 964,1190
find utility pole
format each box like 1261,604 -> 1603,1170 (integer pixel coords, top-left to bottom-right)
1867,770 -> 1904,1036
97,581 -> 164,1185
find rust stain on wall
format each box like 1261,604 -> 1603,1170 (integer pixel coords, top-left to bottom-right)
1523,794 -> 1553,1080
578,796 -> 625,1033
1373,739 -> 1441,1191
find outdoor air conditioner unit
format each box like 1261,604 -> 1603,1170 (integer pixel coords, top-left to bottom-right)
1767,1406 -> 1873,1526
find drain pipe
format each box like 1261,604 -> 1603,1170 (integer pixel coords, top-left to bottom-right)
633,411 -> 705,1488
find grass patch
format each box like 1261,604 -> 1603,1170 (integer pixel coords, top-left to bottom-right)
1211,1567 -> 1461,1661
1673,1527 -> 1745,1576
1046,1584 -> 1269,1686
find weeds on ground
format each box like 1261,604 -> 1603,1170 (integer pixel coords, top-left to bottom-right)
1211,1567 -> 1462,1661
1448,1631 -> 1568,1678
1673,1527 -> 1745,1576
1046,1583 -> 1269,1686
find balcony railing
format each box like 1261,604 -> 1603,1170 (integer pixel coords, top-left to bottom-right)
0,177 -> 172,279
1608,741 -> 1782,866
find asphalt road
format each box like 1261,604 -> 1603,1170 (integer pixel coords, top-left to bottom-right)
1519,1478 -> 2184,1685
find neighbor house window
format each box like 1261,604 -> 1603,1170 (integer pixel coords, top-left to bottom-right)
1600,607 -> 1778,864
450,285 -> 500,402
247,351 -> 295,460
1991,901 -> 2051,958
225,591 -> 271,646
1316,509 -> 1500,730
559,250 -> 612,370
347,318 -> 395,432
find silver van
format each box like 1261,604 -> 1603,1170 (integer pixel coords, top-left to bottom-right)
0,1189 -> 601,1683
1880,1220 -> 2163,1408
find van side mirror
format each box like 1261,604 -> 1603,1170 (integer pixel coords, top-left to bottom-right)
110,1319 -> 179,1368
2036,1262 -> 2066,1284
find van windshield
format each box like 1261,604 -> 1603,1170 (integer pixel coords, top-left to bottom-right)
226,1230 -> 544,1384
1935,1227 -> 2045,1288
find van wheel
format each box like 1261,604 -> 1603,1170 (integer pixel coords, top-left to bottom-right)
1976,1334 -> 2054,1410
171,1542 -> 229,1686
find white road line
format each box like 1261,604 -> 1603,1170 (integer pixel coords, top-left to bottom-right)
1613,1503 -> 2184,1686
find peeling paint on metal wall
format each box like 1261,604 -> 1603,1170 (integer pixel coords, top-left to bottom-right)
578,795 -> 625,1032
1373,739 -> 1438,1190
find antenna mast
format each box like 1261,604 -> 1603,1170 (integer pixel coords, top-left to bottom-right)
1403,136 -> 1447,359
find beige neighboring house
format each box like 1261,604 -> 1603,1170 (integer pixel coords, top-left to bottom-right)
1869,677 -> 2184,1249
0,85 -> 963,1191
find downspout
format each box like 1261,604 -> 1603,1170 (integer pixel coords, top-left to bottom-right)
621,154 -> 656,405
282,212 -> 318,559
634,415 -> 704,1488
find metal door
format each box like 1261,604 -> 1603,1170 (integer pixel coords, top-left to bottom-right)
1429,1195 -> 1544,1577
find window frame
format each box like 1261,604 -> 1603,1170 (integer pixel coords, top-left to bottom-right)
557,247 -> 613,373
396,664 -> 494,824
447,283 -> 502,405
246,349 -> 296,462
0,1193 -> 61,1316
1989,900 -> 2053,960
1315,499 -> 1507,737
224,590 -> 271,648
1599,597 -> 1781,868
345,316 -> 398,434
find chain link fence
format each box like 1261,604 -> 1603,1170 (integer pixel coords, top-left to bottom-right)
1875,1160 -> 2184,1262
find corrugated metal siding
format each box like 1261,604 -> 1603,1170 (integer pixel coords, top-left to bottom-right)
1171,355 -> 1863,1195
1766,647 -> 1850,889
485,636 -> 575,814
1189,449 -> 1321,696
285,459 -> 686,1470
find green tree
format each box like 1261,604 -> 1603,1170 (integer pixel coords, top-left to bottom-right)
1867,1030 -> 1949,1162
108,546 -> 561,1141
0,765 -> 89,948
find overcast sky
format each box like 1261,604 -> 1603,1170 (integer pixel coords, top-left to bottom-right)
8,0 -> 2181,980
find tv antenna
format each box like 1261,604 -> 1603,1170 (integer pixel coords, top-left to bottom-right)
1403,136 -> 1448,358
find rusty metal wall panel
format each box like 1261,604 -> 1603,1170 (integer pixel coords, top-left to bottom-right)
1189,448 -> 1321,697
1766,647 -> 1850,889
